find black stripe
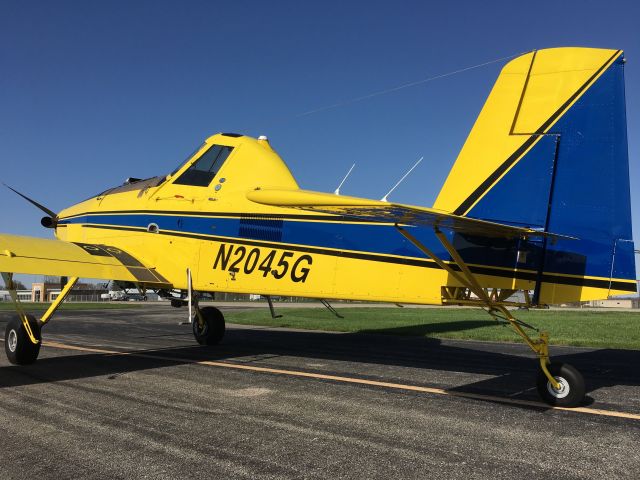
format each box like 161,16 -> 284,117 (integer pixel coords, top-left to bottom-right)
453,136 -> 540,216
84,224 -> 438,268
83,224 -> 636,292
454,50 -> 621,216
535,50 -> 620,134
59,210 -> 378,224
509,50 -> 537,135
93,245 -> 163,283
74,241 -> 170,284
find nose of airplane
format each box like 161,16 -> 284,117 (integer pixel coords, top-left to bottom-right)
41,216 -> 57,228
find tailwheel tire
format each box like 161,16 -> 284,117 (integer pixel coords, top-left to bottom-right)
192,306 -> 225,346
5,315 -> 42,365
536,362 -> 585,407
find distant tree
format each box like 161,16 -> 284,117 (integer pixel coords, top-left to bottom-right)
1,280 -> 27,290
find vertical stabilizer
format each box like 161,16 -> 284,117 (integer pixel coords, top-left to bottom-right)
435,47 -> 635,301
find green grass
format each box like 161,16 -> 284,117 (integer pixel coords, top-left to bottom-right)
0,302 -> 144,311
225,307 -> 640,350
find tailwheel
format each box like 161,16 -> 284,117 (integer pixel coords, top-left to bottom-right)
192,306 -> 225,346
5,315 -> 42,365
536,362 -> 585,407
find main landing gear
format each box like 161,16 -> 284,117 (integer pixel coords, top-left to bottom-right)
2,272 -> 79,366
192,306 -> 226,345
396,226 -> 587,408
182,268 -> 226,346
5,315 -> 41,365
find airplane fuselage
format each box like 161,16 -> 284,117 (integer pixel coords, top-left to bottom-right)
54,134 -> 634,304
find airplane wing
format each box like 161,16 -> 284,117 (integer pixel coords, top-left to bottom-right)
0,234 -> 171,287
247,189 -> 573,239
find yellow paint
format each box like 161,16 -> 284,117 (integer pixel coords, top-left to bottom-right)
0,48 -> 632,307
2,128 -> 631,304
434,47 -> 621,214
0,233 -> 167,286
513,48 -> 617,133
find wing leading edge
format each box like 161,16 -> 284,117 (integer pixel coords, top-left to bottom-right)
247,189 -> 573,240
0,234 -> 171,287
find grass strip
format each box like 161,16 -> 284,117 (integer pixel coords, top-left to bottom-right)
226,307 -> 640,350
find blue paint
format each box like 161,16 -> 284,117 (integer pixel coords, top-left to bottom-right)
468,135 -> 556,228
57,60 -> 634,286
467,56 -> 636,282
59,213 -> 445,260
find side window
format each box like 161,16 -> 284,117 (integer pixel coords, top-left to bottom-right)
173,145 -> 234,187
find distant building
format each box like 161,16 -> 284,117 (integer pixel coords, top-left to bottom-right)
0,282 -> 109,302
587,299 -> 634,308
0,289 -> 33,302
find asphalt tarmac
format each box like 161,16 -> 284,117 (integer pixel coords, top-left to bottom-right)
1,305 -> 639,479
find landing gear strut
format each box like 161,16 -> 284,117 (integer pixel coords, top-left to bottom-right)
184,268 -> 225,346
396,226 -> 586,407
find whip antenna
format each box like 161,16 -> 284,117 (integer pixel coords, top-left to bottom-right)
381,157 -> 423,202
334,163 -> 356,195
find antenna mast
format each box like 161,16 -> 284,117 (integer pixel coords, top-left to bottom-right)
381,157 -> 423,202
334,163 -> 356,195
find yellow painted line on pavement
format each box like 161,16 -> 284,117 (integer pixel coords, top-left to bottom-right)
43,340 -> 640,421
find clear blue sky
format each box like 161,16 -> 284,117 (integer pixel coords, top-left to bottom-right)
1,0 -> 639,281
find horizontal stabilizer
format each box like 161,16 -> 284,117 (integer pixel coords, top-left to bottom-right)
247,189 -> 574,240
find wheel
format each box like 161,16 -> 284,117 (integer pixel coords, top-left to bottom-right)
4,315 -> 42,365
536,362 -> 585,407
192,306 -> 225,346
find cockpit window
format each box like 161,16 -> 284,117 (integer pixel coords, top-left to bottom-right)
170,142 -> 206,177
173,144 -> 234,187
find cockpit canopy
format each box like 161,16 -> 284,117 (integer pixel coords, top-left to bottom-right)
91,133 -> 298,201
95,142 -> 234,198
172,144 -> 233,187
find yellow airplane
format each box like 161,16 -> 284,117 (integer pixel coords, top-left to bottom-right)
1,47 -> 636,408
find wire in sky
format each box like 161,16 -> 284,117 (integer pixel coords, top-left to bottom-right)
254,50 -> 530,130
293,51 -> 530,119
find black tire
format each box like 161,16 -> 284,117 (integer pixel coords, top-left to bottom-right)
536,362 -> 585,407
192,306 -> 225,346
4,315 -> 42,365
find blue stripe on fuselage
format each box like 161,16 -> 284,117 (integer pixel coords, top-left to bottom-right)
58,212 -> 540,274
59,213 -> 436,258
57,211 -> 634,281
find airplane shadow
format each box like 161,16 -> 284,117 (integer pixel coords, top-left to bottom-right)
359,319 -> 497,336
1,322 -> 639,411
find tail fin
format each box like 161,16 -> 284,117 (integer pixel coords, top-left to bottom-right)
435,47 -> 636,301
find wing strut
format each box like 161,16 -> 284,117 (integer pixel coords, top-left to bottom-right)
395,225 -> 565,392
41,277 -> 79,325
